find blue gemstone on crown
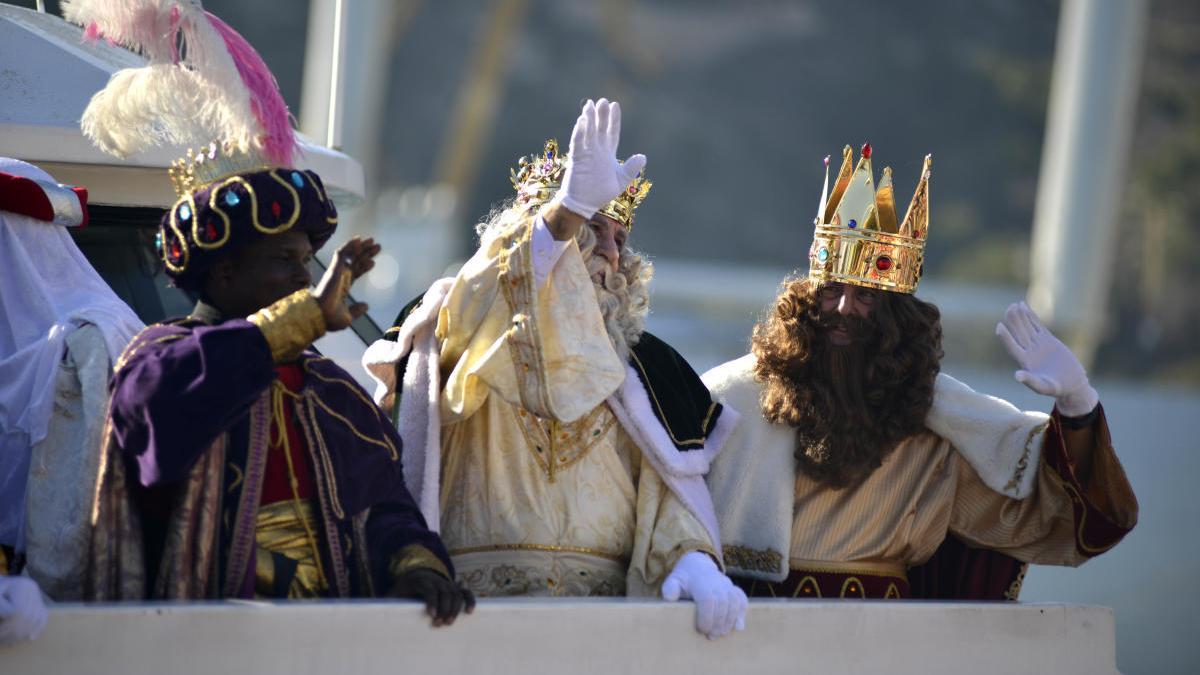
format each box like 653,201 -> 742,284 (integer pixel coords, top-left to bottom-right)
224,191 -> 240,207
291,171 -> 304,189
848,219 -> 857,229
179,204 -> 191,221
154,231 -> 163,252
818,247 -> 829,262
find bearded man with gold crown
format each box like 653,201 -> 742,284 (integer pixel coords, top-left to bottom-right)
362,99 -> 747,639
703,144 -> 1139,600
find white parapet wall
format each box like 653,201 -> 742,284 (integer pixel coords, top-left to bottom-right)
0,600 -> 1117,675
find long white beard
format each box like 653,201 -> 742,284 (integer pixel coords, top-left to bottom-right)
585,253 -> 638,363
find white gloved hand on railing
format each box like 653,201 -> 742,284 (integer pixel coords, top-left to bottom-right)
552,98 -> 647,219
0,576 -> 48,645
661,551 -> 748,640
996,301 -> 1099,417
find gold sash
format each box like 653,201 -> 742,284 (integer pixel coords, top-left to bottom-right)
254,501 -> 327,598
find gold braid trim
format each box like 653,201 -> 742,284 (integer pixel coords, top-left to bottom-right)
449,543 -> 628,563
1005,420 -> 1050,494
270,382 -> 329,590
723,544 -> 784,573
248,289 -> 326,363
1003,563 -> 1029,601
389,544 -> 452,582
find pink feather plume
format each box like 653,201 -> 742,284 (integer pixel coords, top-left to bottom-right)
204,11 -> 295,166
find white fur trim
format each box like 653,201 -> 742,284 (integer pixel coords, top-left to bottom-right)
607,371 -> 740,555
360,278 -> 453,531
702,354 -> 792,581
926,373 -> 1049,499
612,364 -> 739,478
362,278 -> 452,406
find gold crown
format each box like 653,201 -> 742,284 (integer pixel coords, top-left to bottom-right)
168,142 -> 269,196
509,139 -> 652,229
808,143 -> 931,294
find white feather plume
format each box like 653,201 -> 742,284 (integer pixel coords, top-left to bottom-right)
64,0 -> 263,159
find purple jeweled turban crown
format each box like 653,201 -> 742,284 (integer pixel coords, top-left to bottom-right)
157,167 -> 338,291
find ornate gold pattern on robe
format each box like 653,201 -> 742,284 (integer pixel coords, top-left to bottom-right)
435,216 -> 714,597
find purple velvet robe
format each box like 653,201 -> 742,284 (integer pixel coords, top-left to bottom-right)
107,307 -> 451,598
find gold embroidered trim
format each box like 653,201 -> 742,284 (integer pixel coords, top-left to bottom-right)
513,403 -> 618,481
839,576 -> 866,598
302,359 -> 390,426
247,289 -> 326,363
791,575 -> 822,598
723,544 -> 784,573
304,389 -> 399,461
449,543 -> 628,563
226,462 -> 244,493
628,350 -> 716,447
1060,480 -> 1120,555
388,544 -> 451,582
1005,420 -> 1049,494
1003,563 -> 1029,601
269,382 -> 329,589
498,223 -> 553,418
884,582 -> 902,599
113,332 -> 186,373
299,391 -> 346,520
788,557 -> 908,580
163,197 -> 192,272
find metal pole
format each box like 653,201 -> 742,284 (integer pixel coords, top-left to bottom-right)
1028,0 -> 1148,366
325,0 -> 347,150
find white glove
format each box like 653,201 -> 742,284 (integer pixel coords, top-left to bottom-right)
661,551 -> 747,640
0,576 -> 48,645
996,302 -> 1099,416
552,98 -> 647,219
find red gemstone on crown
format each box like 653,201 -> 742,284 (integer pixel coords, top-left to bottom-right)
862,143 -> 872,159
875,256 -> 893,271
205,222 -> 218,240
169,240 -> 181,258
271,201 -> 282,218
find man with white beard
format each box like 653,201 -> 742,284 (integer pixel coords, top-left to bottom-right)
364,99 -> 746,639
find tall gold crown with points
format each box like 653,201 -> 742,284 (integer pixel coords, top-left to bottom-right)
510,139 -> 652,229
168,142 -> 269,197
808,143 -> 931,294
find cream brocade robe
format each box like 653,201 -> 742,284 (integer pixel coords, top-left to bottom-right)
435,222 -> 714,597
704,354 -> 1137,582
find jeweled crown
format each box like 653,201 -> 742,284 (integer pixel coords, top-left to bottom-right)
808,143 -> 931,294
168,142 -> 268,197
509,139 -> 651,229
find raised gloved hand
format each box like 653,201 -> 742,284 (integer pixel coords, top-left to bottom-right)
996,301 -> 1099,416
0,576 -> 48,645
552,98 -> 647,219
661,551 -> 748,640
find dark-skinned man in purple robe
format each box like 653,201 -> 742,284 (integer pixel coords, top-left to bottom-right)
85,158 -> 472,625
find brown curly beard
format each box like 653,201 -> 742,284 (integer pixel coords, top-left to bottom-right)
751,277 -> 944,488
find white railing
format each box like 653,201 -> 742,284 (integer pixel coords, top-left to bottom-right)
0,600 -> 1117,675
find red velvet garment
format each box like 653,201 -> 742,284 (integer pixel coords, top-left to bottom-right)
260,364 -> 316,505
